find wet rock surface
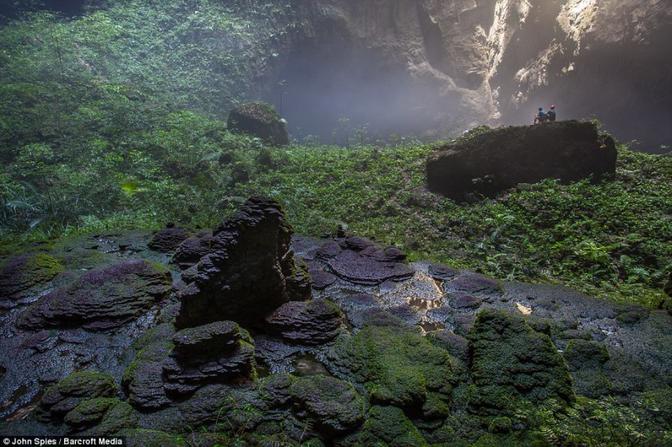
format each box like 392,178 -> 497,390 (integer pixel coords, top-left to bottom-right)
426,121 -> 617,200
0,199 -> 670,444
17,260 -> 172,331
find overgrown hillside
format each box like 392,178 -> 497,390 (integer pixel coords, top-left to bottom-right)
1,2 -> 671,308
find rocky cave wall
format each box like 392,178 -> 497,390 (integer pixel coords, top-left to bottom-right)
263,0 -> 671,149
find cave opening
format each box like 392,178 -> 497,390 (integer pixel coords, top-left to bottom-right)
267,37 -> 459,144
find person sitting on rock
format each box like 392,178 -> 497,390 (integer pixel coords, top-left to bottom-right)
547,105 -> 557,122
534,107 -> 548,125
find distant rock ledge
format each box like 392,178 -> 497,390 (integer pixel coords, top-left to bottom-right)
426,121 -> 617,201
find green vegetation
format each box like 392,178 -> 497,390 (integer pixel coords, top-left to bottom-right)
332,325 -> 461,416
1,1 -> 670,308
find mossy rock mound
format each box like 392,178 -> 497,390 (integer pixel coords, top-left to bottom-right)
468,309 -> 575,415
288,374 -> 366,435
17,259 -> 172,331
227,102 -> 289,146
342,405 -> 428,447
563,339 -> 612,397
331,325 -> 462,417
64,398 -> 137,435
37,371 -> 117,422
0,253 -> 64,307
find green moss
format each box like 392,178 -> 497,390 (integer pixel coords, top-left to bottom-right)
561,339 -> 612,397
468,309 -> 575,416
55,371 -> 117,398
346,405 -> 428,447
116,429 -> 185,447
332,325 -> 462,416
65,397 -> 118,427
288,374 -> 365,435
27,253 -> 64,279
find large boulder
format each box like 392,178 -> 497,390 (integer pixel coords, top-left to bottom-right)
227,102 -> 289,146
17,260 -> 172,331
174,197 -> 309,328
467,309 -> 575,415
330,325 -> 461,418
426,121 -> 617,200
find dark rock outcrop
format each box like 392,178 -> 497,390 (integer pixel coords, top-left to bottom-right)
426,122 -> 617,200
227,102 -> 289,146
467,309 -> 575,415
317,238 -> 414,286
174,197 -> 308,328
17,260 -> 172,331
124,343 -> 173,411
147,227 -> 190,253
265,299 -> 344,345
0,253 -> 64,308
36,372 -> 117,422
162,321 -> 256,396
171,231 -> 214,270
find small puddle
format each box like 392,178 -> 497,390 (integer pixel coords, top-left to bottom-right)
408,296 -> 442,311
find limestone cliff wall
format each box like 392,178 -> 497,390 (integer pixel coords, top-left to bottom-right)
274,0 -> 671,148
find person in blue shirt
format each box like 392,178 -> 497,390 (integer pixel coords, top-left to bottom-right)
534,107 -> 547,125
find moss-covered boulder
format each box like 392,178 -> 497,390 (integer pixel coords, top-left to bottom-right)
343,405 -> 428,447
37,371 -> 117,422
17,260 -> 172,331
64,398 -> 137,435
331,325 -> 461,417
468,309 -> 575,415
227,102 -> 289,146
0,253 -> 63,308
563,339 -> 611,398
288,374 -> 365,435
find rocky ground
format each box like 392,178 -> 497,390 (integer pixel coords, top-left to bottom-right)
0,198 -> 671,446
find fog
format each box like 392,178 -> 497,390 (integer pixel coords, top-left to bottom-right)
265,40 -> 466,144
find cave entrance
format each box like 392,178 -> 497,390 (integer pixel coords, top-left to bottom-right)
267,38 -> 453,144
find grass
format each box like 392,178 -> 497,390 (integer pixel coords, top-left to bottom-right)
3,139 -> 670,308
